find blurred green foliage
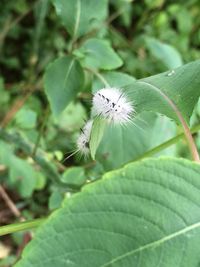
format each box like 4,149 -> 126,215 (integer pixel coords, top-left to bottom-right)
0,0 -> 200,265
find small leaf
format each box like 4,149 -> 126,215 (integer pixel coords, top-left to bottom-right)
55,102 -> 87,131
0,141 -> 38,198
15,108 -> 37,129
15,158 -> 200,267
51,0 -> 108,38
89,117 -> 107,159
44,56 -> 84,117
9,158 -> 37,198
75,38 -> 123,70
146,37 -> 183,69
61,167 -> 86,186
48,190 -> 64,210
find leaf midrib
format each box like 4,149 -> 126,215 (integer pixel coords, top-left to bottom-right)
101,220 -> 200,267
63,59 -> 75,88
73,0 -> 81,38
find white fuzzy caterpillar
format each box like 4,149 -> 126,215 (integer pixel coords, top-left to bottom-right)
62,120 -> 92,163
76,120 -> 93,156
92,88 -> 134,124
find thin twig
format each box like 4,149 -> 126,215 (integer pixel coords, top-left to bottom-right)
0,88 -> 35,128
0,185 -> 25,221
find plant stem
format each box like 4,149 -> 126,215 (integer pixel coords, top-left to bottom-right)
0,89 -> 34,128
32,107 -> 50,157
0,185 -> 24,220
0,218 -> 46,237
130,123 -> 200,163
85,68 -> 111,87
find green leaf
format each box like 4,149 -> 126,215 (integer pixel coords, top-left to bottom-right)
61,167 -> 86,186
145,0 -> 164,8
97,112 -> 176,170
48,190 -> 64,210
92,71 -> 136,92
0,141 -> 38,197
55,102 -> 87,131
14,108 -> 37,129
126,60 -> 200,124
89,117 -> 107,159
146,37 -> 183,69
51,0 -> 108,39
75,38 -> 123,70
44,56 -> 84,117
15,158 -> 200,266
9,158 -> 37,198
111,0 -> 132,28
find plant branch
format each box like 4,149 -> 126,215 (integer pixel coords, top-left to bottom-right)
0,88 -> 34,128
128,123 -> 200,164
0,185 -> 24,220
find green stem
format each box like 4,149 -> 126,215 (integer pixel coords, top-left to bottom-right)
85,68 -> 111,87
129,123 -> 200,163
0,218 -> 46,236
32,107 -> 49,157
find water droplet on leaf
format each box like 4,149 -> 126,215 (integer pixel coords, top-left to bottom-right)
166,70 -> 175,76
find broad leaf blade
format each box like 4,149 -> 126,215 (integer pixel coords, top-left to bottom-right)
52,0 -> 108,38
15,158 -> 200,266
89,117 -> 107,160
127,59 -> 200,124
44,56 -> 84,117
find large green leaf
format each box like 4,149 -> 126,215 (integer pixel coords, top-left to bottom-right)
75,39 -> 123,70
15,158 -> 200,266
44,56 -> 84,117
126,59 -> 200,124
51,0 -> 108,38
